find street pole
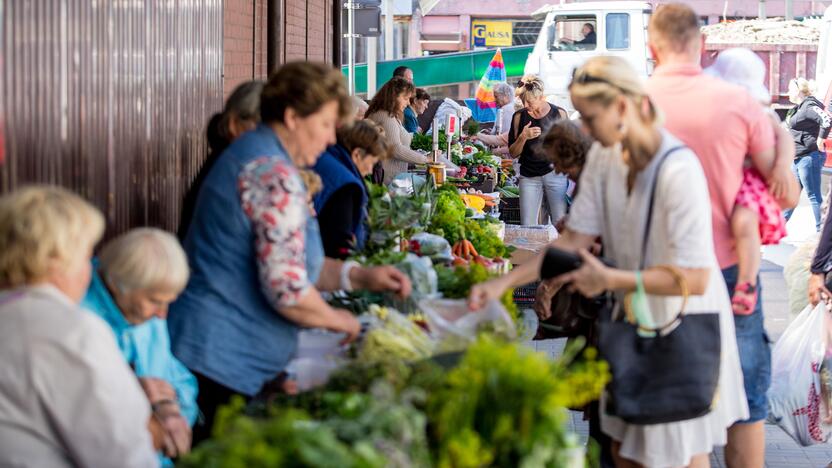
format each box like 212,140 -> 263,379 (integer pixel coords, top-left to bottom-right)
786,0 -> 794,20
759,0 -> 766,19
368,37 -> 377,98
384,0 -> 394,60
345,1 -> 356,95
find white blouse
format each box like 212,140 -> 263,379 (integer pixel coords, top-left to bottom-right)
567,130 -> 749,467
0,285 -> 158,468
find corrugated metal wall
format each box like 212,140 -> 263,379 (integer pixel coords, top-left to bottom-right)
0,0 -> 223,236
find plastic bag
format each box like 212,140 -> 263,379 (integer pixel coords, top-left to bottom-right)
396,253 -> 439,299
768,302 -> 832,446
418,298 -> 516,343
409,232 -> 453,263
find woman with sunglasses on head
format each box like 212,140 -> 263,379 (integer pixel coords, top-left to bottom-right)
508,76 -> 570,226
471,56 -> 747,468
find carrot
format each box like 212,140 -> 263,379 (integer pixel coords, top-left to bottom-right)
465,240 -> 478,257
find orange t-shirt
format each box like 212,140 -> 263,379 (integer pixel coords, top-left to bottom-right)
647,63 -> 775,269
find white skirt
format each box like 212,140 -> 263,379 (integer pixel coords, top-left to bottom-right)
599,271 -> 749,467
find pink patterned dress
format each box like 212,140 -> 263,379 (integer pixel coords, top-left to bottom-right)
735,167 -> 786,245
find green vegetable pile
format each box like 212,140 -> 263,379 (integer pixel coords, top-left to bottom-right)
463,218 -> 511,259
410,132 -> 448,153
427,336 -> 610,468
427,185 -> 467,245
435,263 -> 518,322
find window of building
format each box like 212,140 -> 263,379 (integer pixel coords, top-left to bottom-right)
547,15 -> 597,51
606,13 -> 630,50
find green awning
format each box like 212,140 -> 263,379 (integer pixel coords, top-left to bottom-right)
342,45 -> 533,94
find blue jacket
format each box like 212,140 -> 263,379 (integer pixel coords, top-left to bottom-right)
403,106 -> 419,133
82,264 -> 199,467
167,125 -> 325,396
313,144 -> 369,251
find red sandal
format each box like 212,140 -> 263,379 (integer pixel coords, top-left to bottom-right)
732,282 -> 757,316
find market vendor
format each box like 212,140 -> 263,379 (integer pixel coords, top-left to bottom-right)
314,120 -> 392,259
508,76 -> 570,225
81,228 -> 197,463
475,82 -> 515,157
366,77 -> 429,184
168,62 -> 412,444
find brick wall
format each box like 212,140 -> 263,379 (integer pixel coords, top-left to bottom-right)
223,0 -> 268,97
224,0 -> 337,97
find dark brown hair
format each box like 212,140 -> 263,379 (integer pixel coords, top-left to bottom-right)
260,62 -> 350,124
410,88 -> 430,104
337,120 -> 393,161
366,77 -> 415,121
539,120 -> 592,176
649,3 -> 701,54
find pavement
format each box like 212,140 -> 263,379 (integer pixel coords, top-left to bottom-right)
527,182 -> 832,467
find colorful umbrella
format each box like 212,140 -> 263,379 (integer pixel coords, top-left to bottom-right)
466,48 -> 507,123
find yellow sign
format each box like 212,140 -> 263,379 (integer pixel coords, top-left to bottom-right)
472,20 -> 513,47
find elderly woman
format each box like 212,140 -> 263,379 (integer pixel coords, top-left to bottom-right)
314,120 -> 392,258
0,186 -> 157,467
168,62 -> 411,443
475,82 -> 516,157
366,77 -> 429,184
509,76 -> 570,226
82,228 -> 196,461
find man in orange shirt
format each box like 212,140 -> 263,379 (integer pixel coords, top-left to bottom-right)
646,4 -> 789,467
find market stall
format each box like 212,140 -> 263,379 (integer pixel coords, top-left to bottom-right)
178,116 -> 604,468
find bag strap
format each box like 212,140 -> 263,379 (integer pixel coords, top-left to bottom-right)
639,146 -> 685,269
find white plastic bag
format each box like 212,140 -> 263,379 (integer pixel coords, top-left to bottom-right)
768,302 -> 832,446
418,298 -> 516,342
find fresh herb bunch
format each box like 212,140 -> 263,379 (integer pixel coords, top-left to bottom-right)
463,218 -> 512,259
410,132 -> 448,152
427,336 -> 609,468
178,398 -> 388,468
364,182 -> 434,257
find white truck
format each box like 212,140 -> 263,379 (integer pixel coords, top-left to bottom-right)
524,1 -> 653,111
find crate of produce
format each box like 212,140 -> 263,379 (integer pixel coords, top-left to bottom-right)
513,281 -> 540,307
470,174 -> 497,193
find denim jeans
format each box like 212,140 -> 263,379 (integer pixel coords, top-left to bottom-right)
519,172 -> 568,225
784,150 -> 824,231
722,265 -> 771,423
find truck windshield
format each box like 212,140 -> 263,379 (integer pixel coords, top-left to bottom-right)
548,15 -> 597,51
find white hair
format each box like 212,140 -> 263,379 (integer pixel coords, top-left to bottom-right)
99,228 -> 189,294
493,83 -> 514,99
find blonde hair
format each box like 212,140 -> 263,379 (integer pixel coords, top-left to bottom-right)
517,76 -> 546,103
791,77 -> 815,97
570,56 -> 659,170
99,228 -> 189,294
0,186 -> 104,288
299,170 -> 323,197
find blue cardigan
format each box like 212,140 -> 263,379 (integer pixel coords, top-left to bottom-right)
314,144 -> 369,252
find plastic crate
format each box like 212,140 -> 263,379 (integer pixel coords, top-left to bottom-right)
499,197 -> 521,225
513,281 -> 540,307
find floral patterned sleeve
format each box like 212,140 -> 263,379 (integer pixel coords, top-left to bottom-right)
238,156 -> 310,309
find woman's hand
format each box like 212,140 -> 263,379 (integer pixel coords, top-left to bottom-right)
352,265 -> 412,299
809,273 -> 831,306
533,278 -> 563,320
521,122 -> 542,140
139,378 -> 177,405
819,139 -> 826,152
558,249 -> 612,298
468,276 -> 510,310
153,404 -> 192,458
330,309 -> 362,345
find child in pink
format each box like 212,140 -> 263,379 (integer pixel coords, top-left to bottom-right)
707,48 -> 797,314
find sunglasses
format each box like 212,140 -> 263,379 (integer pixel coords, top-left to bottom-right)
570,69 -> 617,88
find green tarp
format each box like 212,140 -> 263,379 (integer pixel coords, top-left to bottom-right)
342,45 -> 534,94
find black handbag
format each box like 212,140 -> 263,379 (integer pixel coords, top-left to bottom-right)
598,146 -> 722,425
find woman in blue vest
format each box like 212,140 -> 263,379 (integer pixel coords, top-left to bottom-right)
314,120 -> 391,259
167,62 -> 412,444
